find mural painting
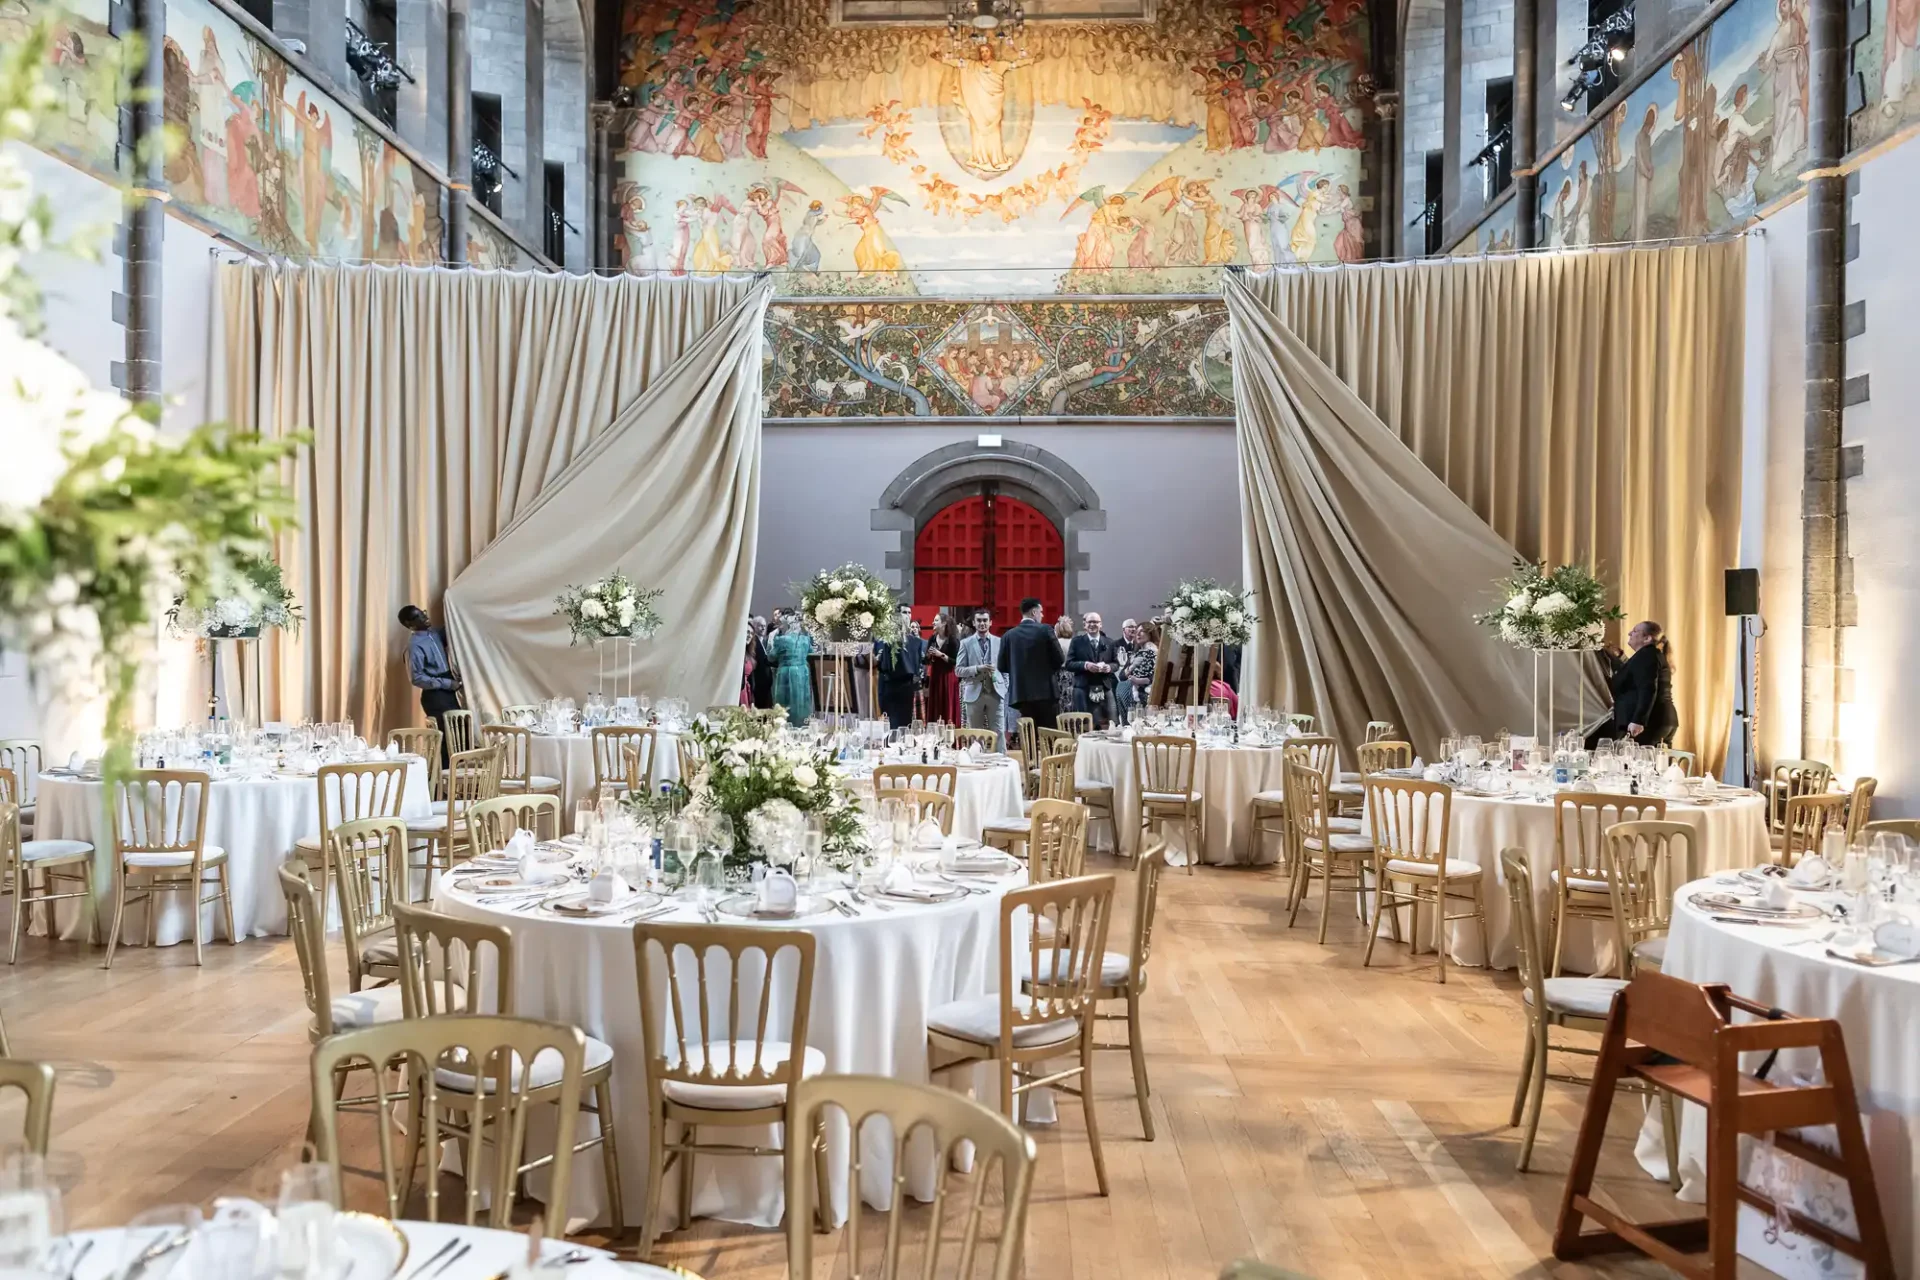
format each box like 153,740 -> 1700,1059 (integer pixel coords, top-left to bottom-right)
615,0 -> 1372,293
158,0 -> 446,262
467,212 -> 532,268
762,296 -> 1233,418
1452,196 -> 1517,254
1538,0 -> 1807,246
1852,0 -> 1920,148
7,0 -> 120,173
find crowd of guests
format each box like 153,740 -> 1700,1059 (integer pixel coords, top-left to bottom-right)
740,598 -> 1169,750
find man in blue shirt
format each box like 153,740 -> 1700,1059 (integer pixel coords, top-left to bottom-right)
399,603 -> 462,760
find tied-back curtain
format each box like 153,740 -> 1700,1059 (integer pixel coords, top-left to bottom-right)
215,265 -> 765,732
1229,240 -> 1745,768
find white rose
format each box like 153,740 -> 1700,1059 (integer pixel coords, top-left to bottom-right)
1505,592 -> 1533,615
792,763 -> 818,788
215,597 -> 254,628
586,581 -> 604,595
616,600 -> 636,625
829,579 -> 848,595
1174,605 -> 1192,622
857,611 -> 874,630
1226,609 -> 1244,626
733,764 -> 750,778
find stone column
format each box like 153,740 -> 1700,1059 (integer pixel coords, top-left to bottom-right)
1511,0 -> 1537,247
117,0 -> 166,405
446,0 -> 471,264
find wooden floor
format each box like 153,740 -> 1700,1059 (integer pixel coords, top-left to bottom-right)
0,853 -> 1742,1278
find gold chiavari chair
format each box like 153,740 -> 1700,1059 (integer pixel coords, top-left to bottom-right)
465,793 -> 563,858
1862,818 -> 1920,846
387,727 -> 443,799
1076,842 -> 1164,1139
410,746 -> 503,880
0,742 -> 43,837
329,818 -> 408,990
442,708 -> 478,757
1026,798 -> 1088,884
1764,758 -> 1833,834
1546,791 -> 1667,977
1036,727 -> 1076,763
104,770 -> 234,968
1363,721 -> 1398,744
2,799 -> 94,963
894,788 -> 956,837
785,1074 -> 1038,1280
1665,749 -> 1697,776
1284,760 -> 1374,943
309,1015 -> 585,1229
624,745 -> 650,800
1844,775 -> 1879,845
1014,718 -> 1042,798
1132,735 -> 1202,873
1362,777 -> 1484,982
928,874 -> 1116,1194
632,923 -> 827,1258
1356,740 -> 1414,773
1501,847 -> 1678,1179
294,760 -> 407,915
982,754 -> 1077,855
675,734 -> 705,786
483,724 -> 562,797
953,727 -> 998,752
394,902 -> 623,1236
1778,792 -> 1849,866
1603,820 -> 1696,977
591,726 -> 653,798
0,1059 -> 55,1154
0,769 -> 12,808
1055,712 -> 1094,738
1282,736 -> 1365,825
872,763 -> 958,796
499,704 -> 538,721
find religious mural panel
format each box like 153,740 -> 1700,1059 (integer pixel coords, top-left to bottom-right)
159,0 -> 447,262
7,0 -> 121,173
467,211 -> 533,268
1536,0 -> 1808,246
1451,196 -> 1517,254
1852,0 -> 1920,148
614,0 -> 1371,293
762,296 -> 1232,417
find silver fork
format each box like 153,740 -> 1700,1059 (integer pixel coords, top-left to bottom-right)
848,886 -> 893,913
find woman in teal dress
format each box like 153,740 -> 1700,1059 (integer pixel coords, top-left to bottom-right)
770,619 -> 814,726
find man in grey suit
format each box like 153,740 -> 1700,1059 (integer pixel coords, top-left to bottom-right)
956,609 -> 1007,750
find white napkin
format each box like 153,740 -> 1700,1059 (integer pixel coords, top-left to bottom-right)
1664,763 -> 1686,783
880,863 -> 940,899
1872,919 -> 1920,959
1763,879 -> 1793,910
504,828 -> 537,862
1411,757 -> 1425,771
66,751 -> 84,771
589,870 -> 629,903
914,818 -> 945,850
1422,765 -> 1446,782
1788,854 -> 1830,886
757,869 -> 799,913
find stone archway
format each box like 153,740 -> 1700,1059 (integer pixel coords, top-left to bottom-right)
871,438 -> 1105,616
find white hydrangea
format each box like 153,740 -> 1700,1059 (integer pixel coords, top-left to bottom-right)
856,611 -> 874,630
1173,605 -> 1192,622
851,584 -> 869,602
579,598 -> 606,620
1226,609 -> 1244,626
1533,591 -> 1574,617
1505,592 -> 1533,615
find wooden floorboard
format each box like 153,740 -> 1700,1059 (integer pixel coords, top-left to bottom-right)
0,851 -> 1775,1277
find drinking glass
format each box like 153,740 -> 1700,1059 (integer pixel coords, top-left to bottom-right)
693,852 -> 726,909
575,802 -> 598,842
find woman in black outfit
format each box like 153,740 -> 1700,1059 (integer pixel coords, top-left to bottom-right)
1593,619 -> 1679,747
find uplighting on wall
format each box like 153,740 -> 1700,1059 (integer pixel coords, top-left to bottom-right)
1560,5 -> 1635,112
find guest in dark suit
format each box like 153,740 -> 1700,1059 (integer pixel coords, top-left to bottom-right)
997,596 -> 1064,729
749,614 -> 776,710
873,603 -> 925,730
1590,619 -> 1679,748
1066,610 -> 1122,729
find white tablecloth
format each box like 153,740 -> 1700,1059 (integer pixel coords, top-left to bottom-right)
32,757 -> 431,946
1428,791 -> 1771,973
1634,882 -> 1917,1279
528,731 -> 682,811
1075,735 -> 1290,866
66,1220 -> 671,1278
433,863 -> 1029,1231
849,759 -> 1026,843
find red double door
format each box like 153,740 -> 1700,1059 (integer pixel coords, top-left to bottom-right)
912,489 -> 1064,632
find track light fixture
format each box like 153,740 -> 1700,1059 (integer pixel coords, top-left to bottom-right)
1561,4 -> 1635,111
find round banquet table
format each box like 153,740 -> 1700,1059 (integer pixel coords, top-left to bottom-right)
31,756 -> 432,946
64,1220 -> 676,1278
1374,788 -> 1770,973
1074,733 -> 1289,866
432,859 -> 1030,1231
527,730 -> 682,811
1632,881 -> 1917,1280
843,758 -> 1027,844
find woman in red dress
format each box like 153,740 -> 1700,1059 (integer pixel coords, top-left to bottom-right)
925,611 -> 963,725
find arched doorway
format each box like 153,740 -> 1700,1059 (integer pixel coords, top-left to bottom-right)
912,488 -> 1064,630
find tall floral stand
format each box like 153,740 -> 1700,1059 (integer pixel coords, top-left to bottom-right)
206,628 -> 264,725
1531,648 -> 1594,742
593,637 -> 639,701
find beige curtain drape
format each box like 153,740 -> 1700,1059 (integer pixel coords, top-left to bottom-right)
215,265 -> 764,733
1229,240 -> 1745,768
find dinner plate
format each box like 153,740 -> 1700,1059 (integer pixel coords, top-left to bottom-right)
1690,890 -> 1825,921
873,882 -> 969,904
548,890 -> 662,917
715,893 -> 837,920
1738,867 -> 1835,892
461,871 -> 569,894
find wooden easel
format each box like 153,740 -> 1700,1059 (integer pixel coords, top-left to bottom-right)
1553,971 -> 1893,1279
1150,641 -> 1206,708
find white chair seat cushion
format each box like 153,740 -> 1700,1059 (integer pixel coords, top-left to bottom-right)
1302,833 -> 1373,853
1326,816 -> 1364,834
1075,782 -> 1112,797
658,1040 -> 827,1109
437,1034 -> 617,1094
124,845 -> 226,867
1018,949 -> 1133,988
1336,771 -> 1362,786
428,799 -> 449,816
1327,782 -> 1365,798
1633,936 -> 1669,968
20,838 -> 91,862
328,984 -> 406,1029
981,818 -> 1031,836
927,995 -> 1079,1049
1524,976 -> 1627,1019
358,931 -> 397,967
529,775 -> 562,790
1142,791 -> 1198,805
1251,789 -> 1288,806
1384,857 -> 1483,879
1551,868 -> 1612,894
294,834 -> 322,854
411,813 -> 450,834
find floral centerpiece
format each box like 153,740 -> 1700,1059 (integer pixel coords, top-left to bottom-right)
1474,560 -> 1623,650
1161,579 -> 1257,647
796,563 -> 902,646
0,23 -> 298,768
554,571 -> 663,643
165,552 -> 301,638
638,708 -> 867,872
